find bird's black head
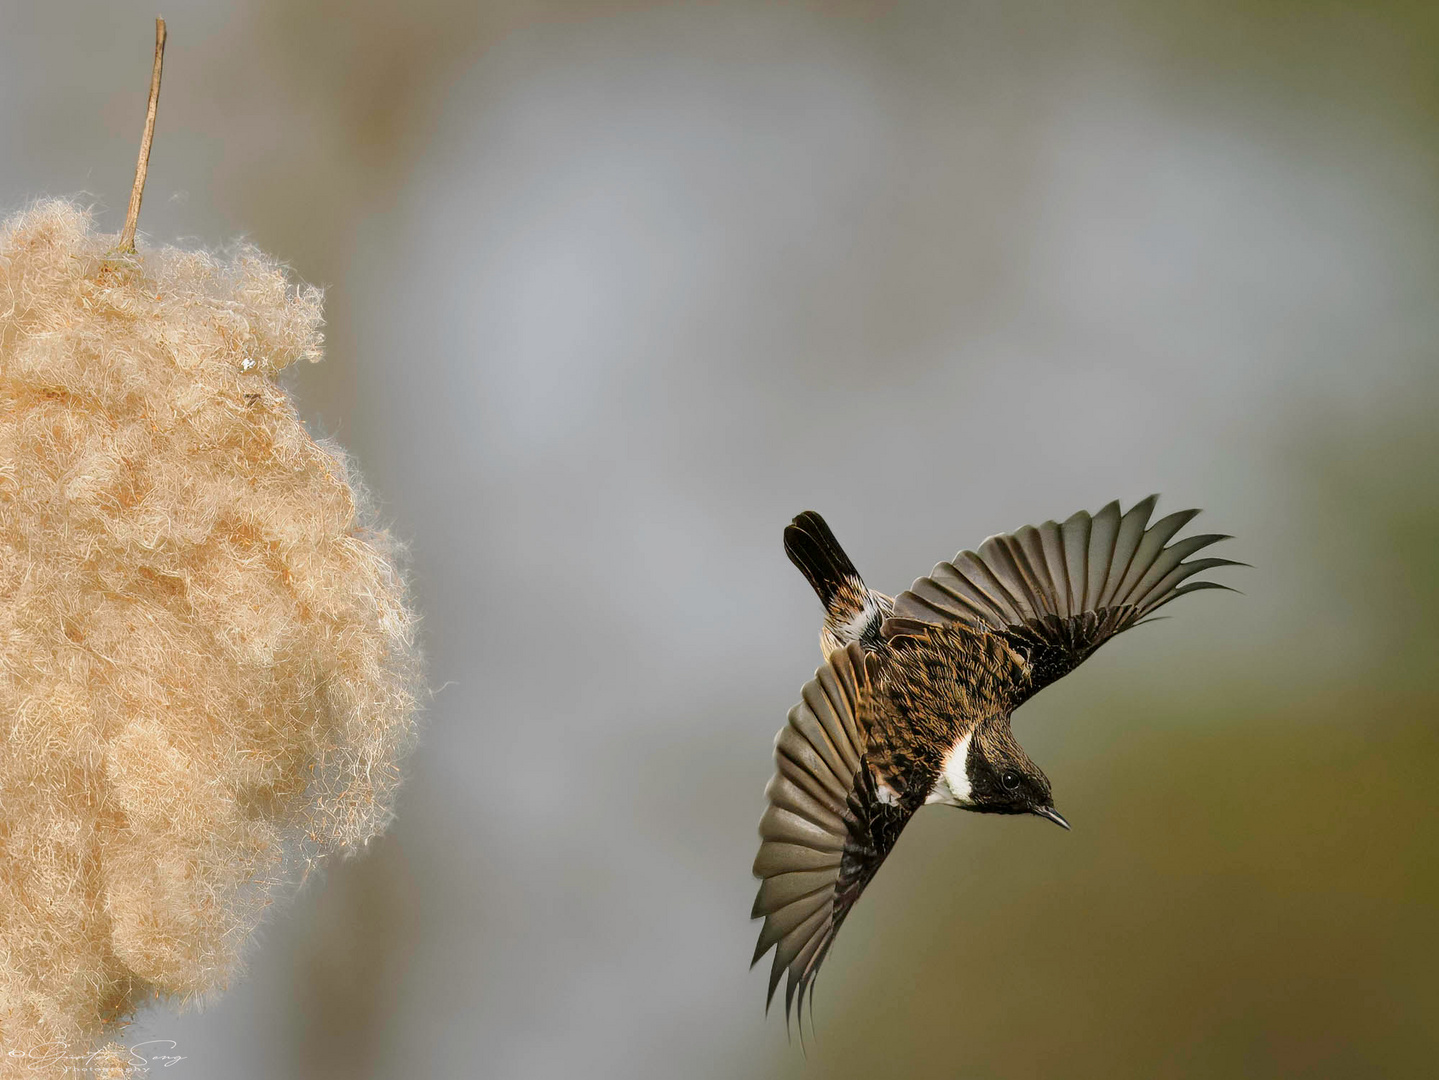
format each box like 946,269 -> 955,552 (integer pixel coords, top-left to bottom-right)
944,717 -> 1069,829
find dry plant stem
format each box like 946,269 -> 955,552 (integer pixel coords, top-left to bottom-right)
119,17 -> 166,254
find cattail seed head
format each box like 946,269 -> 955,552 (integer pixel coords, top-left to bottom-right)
0,201 -> 421,1066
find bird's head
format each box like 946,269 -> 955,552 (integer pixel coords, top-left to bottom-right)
936,716 -> 1069,829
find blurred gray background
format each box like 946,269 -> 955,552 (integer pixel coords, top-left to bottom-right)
3,1 -> 1437,1076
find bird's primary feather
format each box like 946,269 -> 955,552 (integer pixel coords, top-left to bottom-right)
751,644 -> 904,1027
890,496 -> 1245,700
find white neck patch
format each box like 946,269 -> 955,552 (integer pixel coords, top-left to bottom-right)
926,729 -> 975,807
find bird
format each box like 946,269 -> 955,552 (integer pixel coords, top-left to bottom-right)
750,496 -> 1241,1028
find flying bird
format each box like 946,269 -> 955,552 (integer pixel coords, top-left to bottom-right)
750,496 -> 1240,1026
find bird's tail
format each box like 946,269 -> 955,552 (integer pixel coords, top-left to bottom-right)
784,511 -> 864,611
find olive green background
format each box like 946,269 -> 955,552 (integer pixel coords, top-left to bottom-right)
3,2 -> 1435,1076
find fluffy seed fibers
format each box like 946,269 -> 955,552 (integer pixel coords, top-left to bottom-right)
0,202 -> 421,1065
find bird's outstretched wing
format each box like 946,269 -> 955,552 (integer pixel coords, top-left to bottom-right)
888,496 -> 1242,702
751,643 -> 916,1028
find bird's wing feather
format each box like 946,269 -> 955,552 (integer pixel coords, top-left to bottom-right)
751,643 -> 917,1028
889,496 -> 1242,701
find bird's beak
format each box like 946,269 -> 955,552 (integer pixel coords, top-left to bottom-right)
1033,805 -> 1070,830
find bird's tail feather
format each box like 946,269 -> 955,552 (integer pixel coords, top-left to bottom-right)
784,511 -> 862,610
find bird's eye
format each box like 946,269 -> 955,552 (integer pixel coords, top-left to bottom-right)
1001,770 -> 1020,791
